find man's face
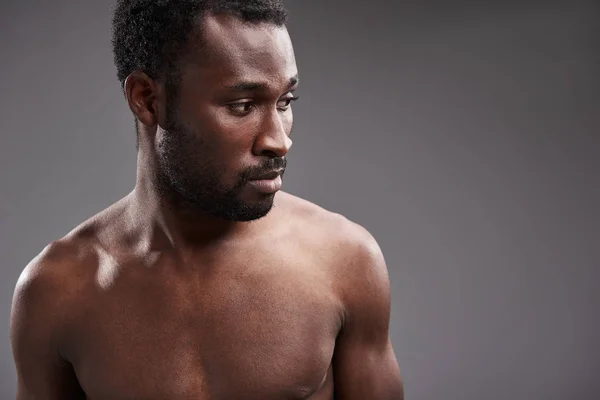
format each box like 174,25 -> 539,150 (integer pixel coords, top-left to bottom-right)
155,14 -> 298,221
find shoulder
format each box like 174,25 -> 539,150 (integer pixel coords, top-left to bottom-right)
277,191 -> 390,307
14,200 -> 122,301
10,200 -> 120,339
322,211 -> 390,316
15,196 -> 131,298
10,237 -> 97,360
12,237 -> 94,317
278,191 -> 384,257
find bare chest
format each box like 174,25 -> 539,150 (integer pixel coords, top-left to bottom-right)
67,257 -> 341,400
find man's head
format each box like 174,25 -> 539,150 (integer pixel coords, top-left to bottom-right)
111,0 -> 298,222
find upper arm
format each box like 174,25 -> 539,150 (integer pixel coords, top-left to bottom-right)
10,247 -> 85,400
332,222 -> 404,400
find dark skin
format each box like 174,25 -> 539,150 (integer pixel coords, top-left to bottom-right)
10,13 -> 404,400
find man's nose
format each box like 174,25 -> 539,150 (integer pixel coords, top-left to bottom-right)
253,109 -> 292,158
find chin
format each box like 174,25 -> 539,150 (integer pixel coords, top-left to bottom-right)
205,193 -> 275,222
234,197 -> 275,222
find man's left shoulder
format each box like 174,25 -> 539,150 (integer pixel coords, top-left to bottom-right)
278,191 -> 385,272
326,214 -> 388,293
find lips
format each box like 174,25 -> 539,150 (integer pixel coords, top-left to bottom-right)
247,170 -> 284,194
248,175 -> 282,194
248,169 -> 283,181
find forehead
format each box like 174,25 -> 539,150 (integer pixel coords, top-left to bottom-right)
183,13 -> 297,89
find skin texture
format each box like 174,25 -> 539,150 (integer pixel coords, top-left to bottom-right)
10,13 -> 404,400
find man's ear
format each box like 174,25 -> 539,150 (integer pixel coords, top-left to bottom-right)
124,71 -> 163,128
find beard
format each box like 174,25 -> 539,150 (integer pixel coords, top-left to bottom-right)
154,100 -> 286,222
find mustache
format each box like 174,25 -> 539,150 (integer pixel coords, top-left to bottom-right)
242,157 -> 287,180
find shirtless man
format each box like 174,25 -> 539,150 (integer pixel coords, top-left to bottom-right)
10,1 -> 404,399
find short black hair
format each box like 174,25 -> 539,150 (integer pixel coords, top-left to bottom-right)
111,0 -> 288,90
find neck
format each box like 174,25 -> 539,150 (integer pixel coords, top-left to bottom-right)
128,143 -> 252,255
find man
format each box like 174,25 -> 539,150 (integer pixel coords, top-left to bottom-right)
10,1 -> 404,399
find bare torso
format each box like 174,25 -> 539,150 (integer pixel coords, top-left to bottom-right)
51,192 -> 346,399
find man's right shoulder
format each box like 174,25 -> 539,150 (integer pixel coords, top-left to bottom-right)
14,196 -> 128,303
10,236 -> 101,378
13,236 -> 96,316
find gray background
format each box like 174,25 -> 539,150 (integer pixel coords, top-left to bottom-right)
1,0 -> 598,399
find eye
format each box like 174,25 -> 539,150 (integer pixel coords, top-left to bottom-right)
277,95 -> 299,111
227,101 -> 254,116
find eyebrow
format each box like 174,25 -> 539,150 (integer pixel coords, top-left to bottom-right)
225,75 -> 299,92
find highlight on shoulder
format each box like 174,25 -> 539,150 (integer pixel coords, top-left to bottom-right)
12,238 -> 91,308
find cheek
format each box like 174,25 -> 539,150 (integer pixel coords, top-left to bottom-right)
213,108 -> 260,137
279,110 -> 294,138
198,113 -> 252,173
208,109 -> 261,156
180,108 -> 249,155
